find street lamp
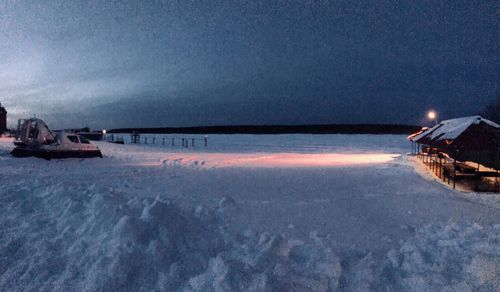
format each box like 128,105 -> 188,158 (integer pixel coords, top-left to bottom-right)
427,110 -> 438,125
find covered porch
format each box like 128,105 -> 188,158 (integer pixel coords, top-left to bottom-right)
409,116 -> 500,193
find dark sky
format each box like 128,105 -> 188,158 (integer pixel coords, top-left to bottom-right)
0,0 -> 498,129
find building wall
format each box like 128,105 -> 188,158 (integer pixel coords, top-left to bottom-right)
0,106 -> 6,133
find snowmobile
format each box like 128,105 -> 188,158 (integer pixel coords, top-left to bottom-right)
11,118 -> 103,159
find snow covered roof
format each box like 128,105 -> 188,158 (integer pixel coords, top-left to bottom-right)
413,116 -> 500,144
414,116 -> 500,168
407,127 -> 429,141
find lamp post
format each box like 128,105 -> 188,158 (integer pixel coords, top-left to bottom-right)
427,110 -> 438,125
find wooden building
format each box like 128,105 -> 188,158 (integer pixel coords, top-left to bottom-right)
409,116 -> 500,191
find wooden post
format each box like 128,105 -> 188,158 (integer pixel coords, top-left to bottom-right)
437,156 -> 439,178
439,157 -> 443,179
153,137 -> 155,144
434,155 -> 437,175
433,156 -> 436,174
436,156 -> 439,177
163,137 -> 165,145
205,135 -> 208,147
439,157 -> 442,179
496,170 -> 499,193
192,138 -> 194,147
172,137 -> 175,146
145,137 -> 147,144
453,159 -> 456,189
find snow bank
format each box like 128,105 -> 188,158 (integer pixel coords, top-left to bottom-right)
1,178 -> 497,291
339,222 -> 499,291
379,222 -> 500,291
0,179 -> 342,291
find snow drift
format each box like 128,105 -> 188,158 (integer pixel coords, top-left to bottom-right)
0,181 -> 342,291
1,180 -> 498,291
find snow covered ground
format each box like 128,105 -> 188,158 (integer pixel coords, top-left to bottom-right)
0,134 -> 498,291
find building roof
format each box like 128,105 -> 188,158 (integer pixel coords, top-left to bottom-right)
414,116 -> 500,169
407,127 -> 429,141
413,116 -> 499,145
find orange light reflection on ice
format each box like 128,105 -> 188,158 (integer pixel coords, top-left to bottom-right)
158,153 -> 399,168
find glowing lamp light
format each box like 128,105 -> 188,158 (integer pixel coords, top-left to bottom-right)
427,111 -> 436,120
102,129 -> 107,134
427,110 -> 438,125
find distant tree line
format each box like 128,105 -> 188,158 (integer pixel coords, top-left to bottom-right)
482,89 -> 500,124
110,124 -> 421,135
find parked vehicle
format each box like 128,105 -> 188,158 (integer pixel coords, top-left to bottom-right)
11,118 -> 102,159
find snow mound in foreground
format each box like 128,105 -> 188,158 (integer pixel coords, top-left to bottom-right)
0,183 -> 341,291
340,223 -> 499,291
1,181 -> 498,291
380,222 -> 500,292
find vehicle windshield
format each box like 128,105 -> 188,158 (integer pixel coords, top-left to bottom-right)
67,135 -> 79,143
79,136 -> 91,144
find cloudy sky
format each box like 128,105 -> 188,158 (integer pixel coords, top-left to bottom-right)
0,0 -> 498,129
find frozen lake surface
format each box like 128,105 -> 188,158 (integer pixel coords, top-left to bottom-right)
0,134 -> 498,291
